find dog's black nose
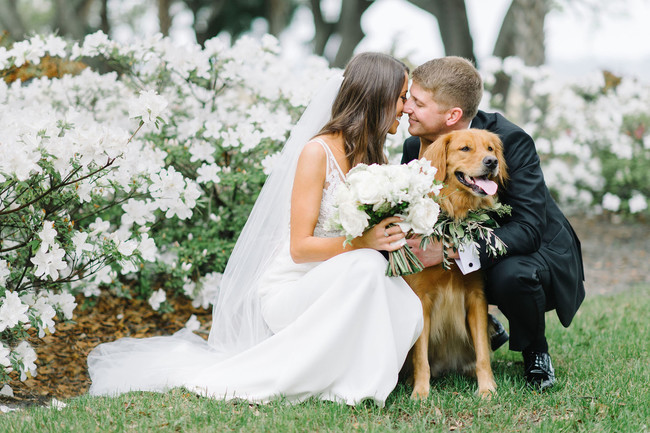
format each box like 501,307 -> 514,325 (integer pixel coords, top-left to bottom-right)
483,156 -> 498,170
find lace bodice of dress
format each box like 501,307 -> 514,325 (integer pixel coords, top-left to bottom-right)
311,138 -> 346,238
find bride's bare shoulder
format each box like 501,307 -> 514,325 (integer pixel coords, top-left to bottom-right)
300,139 -> 327,160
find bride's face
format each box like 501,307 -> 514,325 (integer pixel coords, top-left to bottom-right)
389,71 -> 409,135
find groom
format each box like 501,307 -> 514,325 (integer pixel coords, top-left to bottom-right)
401,56 -> 585,390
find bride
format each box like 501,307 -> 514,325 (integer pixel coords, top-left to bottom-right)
88,52 -> 424,406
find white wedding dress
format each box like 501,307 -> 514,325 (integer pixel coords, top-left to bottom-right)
87,139 -> 423,406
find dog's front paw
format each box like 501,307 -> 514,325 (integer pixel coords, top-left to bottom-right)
477,381 -> 497,399
410,383 -> 430,400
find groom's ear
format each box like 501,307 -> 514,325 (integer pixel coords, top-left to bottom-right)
446,107 -> 463,127
424,134 -> 450,183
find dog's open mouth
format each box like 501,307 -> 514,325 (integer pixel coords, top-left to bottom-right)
455,172 -> 498,196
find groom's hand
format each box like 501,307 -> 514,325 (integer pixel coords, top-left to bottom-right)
406,237 -> 459,268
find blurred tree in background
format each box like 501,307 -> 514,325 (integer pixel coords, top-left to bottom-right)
0,0 -> 620,105
0,0 -> 550,65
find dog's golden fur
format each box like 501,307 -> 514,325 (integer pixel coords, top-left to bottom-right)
403,129 -> 508,399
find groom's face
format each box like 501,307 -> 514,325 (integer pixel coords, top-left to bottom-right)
403,82 -> 453,142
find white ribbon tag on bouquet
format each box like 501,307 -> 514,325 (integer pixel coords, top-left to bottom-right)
455,242 -> 481,275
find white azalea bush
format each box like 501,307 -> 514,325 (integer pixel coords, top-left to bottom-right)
480,57 -> 650,217
0,32 -> 332,388
0,77 -> 170,385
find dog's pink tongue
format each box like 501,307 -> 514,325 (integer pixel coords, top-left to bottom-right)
475,178 -> 498,195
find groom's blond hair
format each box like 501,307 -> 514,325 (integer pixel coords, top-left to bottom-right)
412,56 -> 483,121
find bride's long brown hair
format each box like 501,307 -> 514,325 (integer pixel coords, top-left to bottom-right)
317,52 -> 408,167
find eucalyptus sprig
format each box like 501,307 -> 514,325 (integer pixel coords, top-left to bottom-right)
419,202 -> 512,269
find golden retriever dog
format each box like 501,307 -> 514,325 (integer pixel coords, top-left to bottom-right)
403,129 -> 508,399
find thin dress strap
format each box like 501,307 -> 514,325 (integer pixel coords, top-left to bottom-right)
308,138 -> 346,238
310,138 -> 345,180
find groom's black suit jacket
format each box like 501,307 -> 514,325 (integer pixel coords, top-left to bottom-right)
401,110 -> 585,328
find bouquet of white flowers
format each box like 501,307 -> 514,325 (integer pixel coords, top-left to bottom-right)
327,159 -> 443,276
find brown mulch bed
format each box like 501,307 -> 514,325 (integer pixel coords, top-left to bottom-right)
1,214 -> 648,406
2,295 -> 212,407
569,215 -> 650,295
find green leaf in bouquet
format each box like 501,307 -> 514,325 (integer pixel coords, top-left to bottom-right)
419,201 -> 512,270
372,201 -> 393,214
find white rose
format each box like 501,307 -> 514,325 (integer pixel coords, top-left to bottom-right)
404,197 -> 441,235
330,185 -> 370,238
338,201 -> 369,238
347,164 -> 389,205
386,165 -> 412,204
407,159 -> 439,197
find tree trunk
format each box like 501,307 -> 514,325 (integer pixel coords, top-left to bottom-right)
0,0 -> 26,40
158,0 -> 173,36
492,0 -> 549,108
100,0 -> 110,35
310,0 -> 334,57
332,0 -> 371,67
266,0 -> 291,37
407,0 -> 476,63
54,0 -> 90,40
195,0 -> 227,46
493,0 -> 548,65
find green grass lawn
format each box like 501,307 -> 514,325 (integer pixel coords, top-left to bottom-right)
1,286 -> 648,432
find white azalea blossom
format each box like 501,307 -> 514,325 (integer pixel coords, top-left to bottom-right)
189,141 -> 216,163
628,192 -> 647,213
12,342 -> 37,381
117,238 -> 139,257
0,292 -> 29,332
0,343 -> 11,369
121,199 -> 157,226
47,292 -> 77,320
193,272 -> 222,309
30,244 -> 68,281
32,296 -> 57,338
137,233 -> 158,262
261,152 -> 281,175
185,314 -> 201,331
182,279 -> 197,298
196,163 -> 221,184
602,193 -> 622,212
89,217 -> 111,236
148,289 -> 167,311
128,89 -> 169,126
71,231 -> 94,256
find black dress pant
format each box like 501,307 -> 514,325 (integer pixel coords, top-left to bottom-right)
484,252 -> 555,352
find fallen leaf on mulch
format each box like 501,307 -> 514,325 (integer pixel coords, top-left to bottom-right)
2,294 -> 212,404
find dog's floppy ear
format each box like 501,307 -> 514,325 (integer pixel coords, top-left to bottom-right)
423,133 -> 452,182
491,134 -> 509,186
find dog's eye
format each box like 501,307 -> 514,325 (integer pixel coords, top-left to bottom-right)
460,146 -> 471,152
487,146 -> 494,152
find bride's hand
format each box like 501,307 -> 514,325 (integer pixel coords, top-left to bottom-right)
355,216 -> 405,252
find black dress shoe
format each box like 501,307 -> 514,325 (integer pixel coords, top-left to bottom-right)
488,313 -> 509,351
523,351 -> 556,390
